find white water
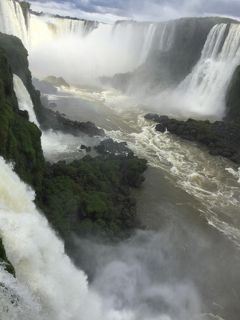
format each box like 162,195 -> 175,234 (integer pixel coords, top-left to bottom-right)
28,20 -> 173,83
0,0 -> 176,82
13,73 -> 100,162
54,85 -> 239,248
0,0 -> 28,46
176,23 -> 240,118
0,157 -> 134,320
28,14 -> 98,48
1,0 -> 240,120
13,74 -> 40,127
1,1 -> 240,318
106,113 -> 240,246
0,157 -> 207,320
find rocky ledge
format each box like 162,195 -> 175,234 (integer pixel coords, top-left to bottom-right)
145,114 -> 240,164
38,106 -> 105,137
95,139 -> 134,158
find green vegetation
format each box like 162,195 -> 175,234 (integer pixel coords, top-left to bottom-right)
146,114 -> 240,163
0,32 -> 46,126
0,33 -> 147,271
37,156 -> 147,242
0,47 -> 44,191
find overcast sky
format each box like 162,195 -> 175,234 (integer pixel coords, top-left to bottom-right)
28,0 -> 240,23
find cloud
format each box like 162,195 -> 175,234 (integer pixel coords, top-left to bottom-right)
28,0 -> 240,22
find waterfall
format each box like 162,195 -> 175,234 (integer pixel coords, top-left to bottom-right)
0,0 -> 28,46
178,23 -> 240,117
0,157 -> 134,320
28,15 -> 99,48
0,0 -> 178,80
13,74 -> 40,127
0,265 -> 42,320
0,0 -> 98,48
139,24 -> 157,64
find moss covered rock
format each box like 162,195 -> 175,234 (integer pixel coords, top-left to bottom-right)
0,46 -> 44,190
146,114 -> 240,163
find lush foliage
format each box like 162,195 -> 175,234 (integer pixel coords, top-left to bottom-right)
0,47 -> 44,191
0,33 -> 147,269
37,156 -> 147,242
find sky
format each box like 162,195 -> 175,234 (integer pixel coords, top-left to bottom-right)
28,0 -> 240,23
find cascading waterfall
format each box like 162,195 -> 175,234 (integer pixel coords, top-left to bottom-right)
0,0 -> 175,75
13,74 -> 40,127
139,24 -> 157,64
1,0 -> 240,118
0,264 -> 42,320
0,0 -> 29,46
178,23 -> 240,117
0,157 -> 134,320
12,73 -> 100,162
28,15 -> 99,48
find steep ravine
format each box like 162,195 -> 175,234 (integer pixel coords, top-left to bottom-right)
0,34 -> 147,270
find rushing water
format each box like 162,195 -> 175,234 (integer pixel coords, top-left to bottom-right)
51,85 -> 240,247
1,1 -> 240,319
13,74 -> 40,127
2,74 -> 240,319
45,84 -> 240,320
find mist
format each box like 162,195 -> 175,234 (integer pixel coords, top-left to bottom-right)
27,13 -> 240,121
28,17 -> 148,85
72,230 -> 203,320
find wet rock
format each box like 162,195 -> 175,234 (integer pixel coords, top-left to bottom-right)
38,107 -> 105,137
80,145 -> 91,152
95,139 -> 134,158
145,114 -> 240,164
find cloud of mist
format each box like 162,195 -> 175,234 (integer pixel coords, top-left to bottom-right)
72,230 -> 203,320
29,22 -> 146,84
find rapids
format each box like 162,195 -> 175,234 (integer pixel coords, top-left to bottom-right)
0,1 -> 240,319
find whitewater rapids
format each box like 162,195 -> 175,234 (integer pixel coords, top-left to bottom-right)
51,85 -> 240,248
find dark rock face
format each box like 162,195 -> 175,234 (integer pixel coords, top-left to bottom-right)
103,17 -> 237,93
44,76 -> 70,88
95,139 -> 134,157
145,114 -> 240,164
0,45 -> 44,191
38,106 -> 105,137
33,78 -> 58,95
80,145 -> 91,152
0,33 -> 103,138
0,239 -> 15,276
225,65 -> 240,122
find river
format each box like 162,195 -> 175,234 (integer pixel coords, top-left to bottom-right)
42,84 -> 240,320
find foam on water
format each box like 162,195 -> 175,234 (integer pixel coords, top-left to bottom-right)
104,109 -> 240,246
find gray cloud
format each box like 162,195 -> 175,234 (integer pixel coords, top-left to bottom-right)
28,0 -> 240,22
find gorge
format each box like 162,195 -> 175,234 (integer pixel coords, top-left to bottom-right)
0,1 -> 240,320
